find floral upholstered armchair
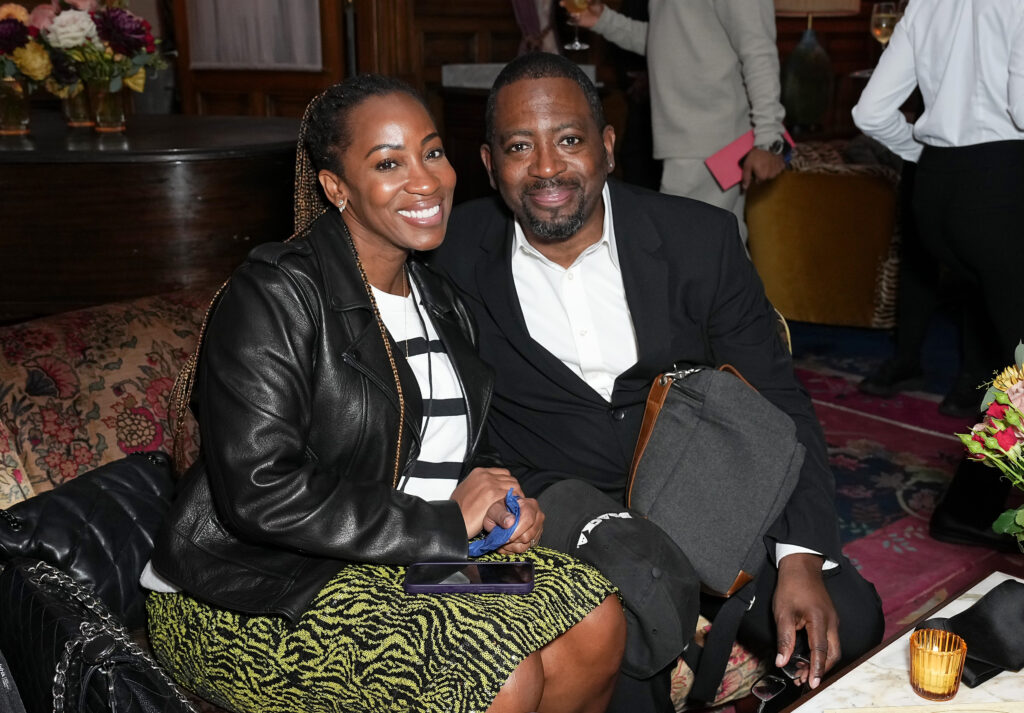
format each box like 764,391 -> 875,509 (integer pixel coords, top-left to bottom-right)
0,289 -> 212,508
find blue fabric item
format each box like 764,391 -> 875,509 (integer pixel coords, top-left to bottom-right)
468,488 -> 520,556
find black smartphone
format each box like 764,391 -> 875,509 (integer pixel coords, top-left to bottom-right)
403,561 -> 535,595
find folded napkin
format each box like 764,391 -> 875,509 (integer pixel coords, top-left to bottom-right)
468,488 -> 520,557
917,580 -> 1024,687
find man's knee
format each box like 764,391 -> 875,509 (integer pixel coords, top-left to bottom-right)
828,563 -> 885,663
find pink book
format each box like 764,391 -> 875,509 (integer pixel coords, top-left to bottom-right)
704,129 -> 796,191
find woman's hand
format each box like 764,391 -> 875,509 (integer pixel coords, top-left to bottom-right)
451,467 -> 523,538
497,496 -> 545,555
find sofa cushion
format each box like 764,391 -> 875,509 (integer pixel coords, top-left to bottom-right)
0,290 -> 214,501
0,419 -> 33,508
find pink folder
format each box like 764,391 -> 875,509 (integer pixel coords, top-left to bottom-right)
704,129 -> 796,191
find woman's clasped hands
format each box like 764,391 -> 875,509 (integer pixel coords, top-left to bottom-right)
451,467 -> 545,554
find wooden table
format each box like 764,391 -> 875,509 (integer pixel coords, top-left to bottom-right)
0,113 -> 299,322
784,572 -> 1024,712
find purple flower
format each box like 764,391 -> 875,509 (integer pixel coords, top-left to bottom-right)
93,8 -> 145,55
0,18 -> 29,55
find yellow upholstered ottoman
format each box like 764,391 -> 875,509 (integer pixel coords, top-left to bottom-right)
746,141 -> 900,329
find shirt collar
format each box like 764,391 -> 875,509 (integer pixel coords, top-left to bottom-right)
512,183 -> 619,270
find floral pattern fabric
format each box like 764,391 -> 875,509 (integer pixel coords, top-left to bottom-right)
0,289 -> 213,507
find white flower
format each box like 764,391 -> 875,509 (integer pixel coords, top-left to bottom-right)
45,9 -> 99,49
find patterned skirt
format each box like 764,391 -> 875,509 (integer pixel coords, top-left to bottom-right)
147,547 -> 616,713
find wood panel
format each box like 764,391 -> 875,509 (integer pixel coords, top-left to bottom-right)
172,0 -> 347,117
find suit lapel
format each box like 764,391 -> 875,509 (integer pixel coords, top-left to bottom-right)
608,182 -> 675,398
473,214 -> 607,405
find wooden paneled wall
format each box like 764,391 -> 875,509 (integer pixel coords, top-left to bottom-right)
172,1 -> 880,136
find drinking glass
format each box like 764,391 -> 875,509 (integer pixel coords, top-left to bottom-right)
870,2 -> 898,47
564,0 -> 590,51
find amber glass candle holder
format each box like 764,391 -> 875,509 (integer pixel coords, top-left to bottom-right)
909,629 -> 967,701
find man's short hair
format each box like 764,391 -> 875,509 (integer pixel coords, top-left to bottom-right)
485,52 -> 607,145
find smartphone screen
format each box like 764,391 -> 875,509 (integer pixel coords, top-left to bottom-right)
403,561 -> 534,595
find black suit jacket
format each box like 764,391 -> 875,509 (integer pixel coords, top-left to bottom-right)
431,180 -> 842,563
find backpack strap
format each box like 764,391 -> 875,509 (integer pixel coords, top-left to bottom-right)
686,581 -> 757,706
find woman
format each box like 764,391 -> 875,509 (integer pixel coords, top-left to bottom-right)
145,75 -> 625,713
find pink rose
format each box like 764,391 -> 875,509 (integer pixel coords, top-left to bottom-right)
28,3 -> 55,30
1008,381 -> 1024,412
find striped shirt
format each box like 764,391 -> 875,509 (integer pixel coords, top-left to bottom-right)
372,282 -> 468,501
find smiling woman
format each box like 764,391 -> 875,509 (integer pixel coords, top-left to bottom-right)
142,75 -> 625,713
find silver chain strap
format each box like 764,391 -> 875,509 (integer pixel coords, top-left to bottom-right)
25,561 -> 198,713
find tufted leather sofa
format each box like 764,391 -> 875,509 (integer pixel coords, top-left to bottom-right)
0,290 -> 767,712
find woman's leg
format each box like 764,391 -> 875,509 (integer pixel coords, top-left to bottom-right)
487,595 -> 625,713
538,595 -> 626,713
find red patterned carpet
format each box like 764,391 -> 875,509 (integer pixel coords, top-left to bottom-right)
796,364 -> 1024,638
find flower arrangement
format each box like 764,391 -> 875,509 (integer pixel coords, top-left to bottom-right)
956,342 -> 1024,546
44,1 -> 162,94
0,3 -> 53,91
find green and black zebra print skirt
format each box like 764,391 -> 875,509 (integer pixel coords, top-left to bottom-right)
147,546 -> 616,713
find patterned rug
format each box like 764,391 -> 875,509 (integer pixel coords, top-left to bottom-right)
793,358 -> 1024,638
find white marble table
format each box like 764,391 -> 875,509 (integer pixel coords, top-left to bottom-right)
789,572 -> 1024,712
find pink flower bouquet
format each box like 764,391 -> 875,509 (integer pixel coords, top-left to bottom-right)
956,342 -> 1024,546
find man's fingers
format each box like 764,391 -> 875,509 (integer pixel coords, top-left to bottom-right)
775,615 -> 796,668
805,616 -> 831,689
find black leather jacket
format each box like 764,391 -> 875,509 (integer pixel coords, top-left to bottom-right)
152,210 -> 499,621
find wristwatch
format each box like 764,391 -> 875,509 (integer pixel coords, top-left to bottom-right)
758,138 -> 787,156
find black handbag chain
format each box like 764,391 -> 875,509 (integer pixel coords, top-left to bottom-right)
25,561 -> 198,713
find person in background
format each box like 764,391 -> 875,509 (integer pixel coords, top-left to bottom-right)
432,52 -> 883,713
566,0 -> 787,242
852,0 -> 1024,552
143,74 -> 625,713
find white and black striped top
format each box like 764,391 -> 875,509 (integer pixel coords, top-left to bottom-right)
372,282 -> 467,501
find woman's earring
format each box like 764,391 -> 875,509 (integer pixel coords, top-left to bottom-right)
337,198 -> 347,213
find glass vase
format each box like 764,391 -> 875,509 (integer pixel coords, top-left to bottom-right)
61,88 -> 94,128
0,77 -> 30,136
87,81 -> 126,133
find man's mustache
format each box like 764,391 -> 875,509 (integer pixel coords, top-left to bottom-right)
524,178 -> 582,193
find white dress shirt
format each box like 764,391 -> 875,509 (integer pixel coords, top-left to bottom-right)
510,184 -> 832,568
852,0 -> 1024,162
511,184 -> 639,402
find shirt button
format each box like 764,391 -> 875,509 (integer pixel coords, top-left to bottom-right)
612,409 -> 625,421
651,567 -> 662,579
579,329 -> 587,336
567,272 -> 574,280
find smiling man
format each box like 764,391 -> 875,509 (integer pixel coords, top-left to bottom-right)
430,53 -> 883,713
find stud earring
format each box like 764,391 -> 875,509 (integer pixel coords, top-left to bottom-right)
337,198 -> 347,213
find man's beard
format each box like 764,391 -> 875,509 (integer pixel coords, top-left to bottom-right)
518,179 -> 586,242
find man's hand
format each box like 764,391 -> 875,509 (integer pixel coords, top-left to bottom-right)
773,553 -> 840,690
741,147 -> 786,190
559,0 -> 604,29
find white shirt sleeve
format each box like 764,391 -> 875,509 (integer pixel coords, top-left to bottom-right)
851,12 -> 923,162
776,543 -> 839,570
1009,7 -> 1024,130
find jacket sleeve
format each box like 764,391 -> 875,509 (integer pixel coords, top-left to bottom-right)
701,216 -> 842,564
592,5 -> 648,55
197,259 -> 468,565
715,0 -> 786,147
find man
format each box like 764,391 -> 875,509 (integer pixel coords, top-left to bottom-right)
431,53 -> 883,712
853,0 -> 1024,553
569,0 -> 787,241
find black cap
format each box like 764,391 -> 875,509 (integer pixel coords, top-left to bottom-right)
538,479 -> 699,678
